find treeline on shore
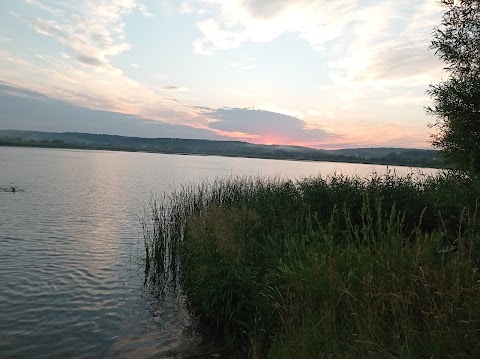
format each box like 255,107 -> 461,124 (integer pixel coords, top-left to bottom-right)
143,172 -> 480,358
0,130 -> 440,168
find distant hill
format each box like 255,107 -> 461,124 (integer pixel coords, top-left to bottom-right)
328,147 -> 439,160
0,129 -> 441,168
329,147 -> 431,158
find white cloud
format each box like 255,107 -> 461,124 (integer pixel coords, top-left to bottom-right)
189,0 -> 443,88
139,3 -> 153,17
334,1 -> 443,82
178,1 -> 194,14
22,0 -> 145,72
227,61 -> 256,70
190,0 -> 356,55
0,35 -> 11,43
5,0 -> 212,130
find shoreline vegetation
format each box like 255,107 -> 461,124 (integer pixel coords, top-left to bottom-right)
143,173 -> 480,358
0,129 -> 441,168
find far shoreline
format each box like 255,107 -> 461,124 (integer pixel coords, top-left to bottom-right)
0,143 -> 444,170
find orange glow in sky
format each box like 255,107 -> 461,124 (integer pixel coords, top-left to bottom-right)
0,0 -> 446,149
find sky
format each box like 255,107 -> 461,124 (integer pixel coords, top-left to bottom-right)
0,0 -> 447,149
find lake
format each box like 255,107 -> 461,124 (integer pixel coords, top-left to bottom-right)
0,147 -> 438,358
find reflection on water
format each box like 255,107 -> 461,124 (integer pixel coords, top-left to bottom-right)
0,147 -> 439,358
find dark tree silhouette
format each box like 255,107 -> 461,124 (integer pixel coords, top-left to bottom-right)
427,0 -> 480,174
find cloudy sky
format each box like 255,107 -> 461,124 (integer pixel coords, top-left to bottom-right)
0,0 -> 447,149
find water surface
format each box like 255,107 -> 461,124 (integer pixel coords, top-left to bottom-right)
0,147 -> 438,358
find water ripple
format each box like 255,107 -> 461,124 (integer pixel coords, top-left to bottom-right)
3,147 -> 434,358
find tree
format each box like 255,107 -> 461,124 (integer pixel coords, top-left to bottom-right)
427,0 -> 480,174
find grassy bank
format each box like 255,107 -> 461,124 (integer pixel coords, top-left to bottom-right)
143,172 -> 480,358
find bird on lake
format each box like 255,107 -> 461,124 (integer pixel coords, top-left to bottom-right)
11,187 -> 16,193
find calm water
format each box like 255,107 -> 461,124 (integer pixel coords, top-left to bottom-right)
0,147 -> 438,358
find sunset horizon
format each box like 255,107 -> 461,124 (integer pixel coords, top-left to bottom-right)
0,0 -> 446,149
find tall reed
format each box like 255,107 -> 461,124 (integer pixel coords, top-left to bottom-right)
143,172 -> 480,357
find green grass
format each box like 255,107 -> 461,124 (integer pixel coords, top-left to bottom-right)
143,172 -> 480,358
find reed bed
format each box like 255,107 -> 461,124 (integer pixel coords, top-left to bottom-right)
143,172 -> 480,358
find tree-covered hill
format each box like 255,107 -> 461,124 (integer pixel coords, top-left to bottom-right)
0,129 -> 440,168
